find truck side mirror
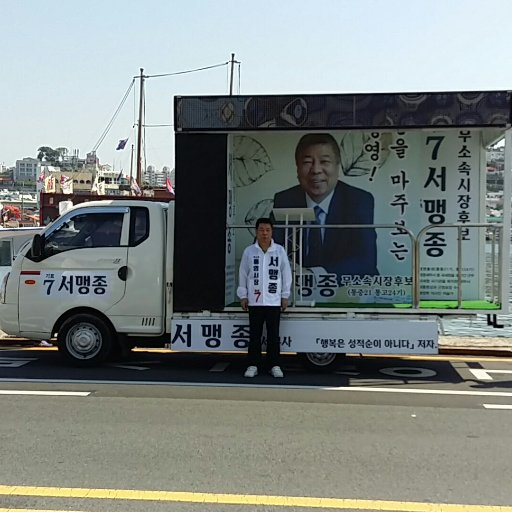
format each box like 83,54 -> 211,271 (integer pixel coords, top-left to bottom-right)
31,234 -> 44,259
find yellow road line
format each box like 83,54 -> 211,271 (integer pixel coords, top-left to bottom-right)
0,509 -> 84,512
0,485 -> 511,511
22,347 -> 57,351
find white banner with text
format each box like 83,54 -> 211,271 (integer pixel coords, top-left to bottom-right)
171,318 -> 438,354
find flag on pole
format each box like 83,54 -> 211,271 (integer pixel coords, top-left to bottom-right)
60,175 -> 73,194
117,169 -> 123,181
166,176 -> 175,194
130,177 -> 141,196
37,167 -> 46,193
116,138 -> 128,150
91,175 -> 99,194
44,175 -> 56,193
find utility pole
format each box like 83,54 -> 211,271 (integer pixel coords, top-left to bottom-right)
129,144 -> 134,196
229,53 -> 236,96
136,68 -> 144,188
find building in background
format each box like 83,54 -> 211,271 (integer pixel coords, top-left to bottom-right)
96,167 -> 126,196
487,145 -> 504,192
143,165 -> 170,187
14,157 -> 41,182
58,148 -> 86,171
86,151 -> 99,166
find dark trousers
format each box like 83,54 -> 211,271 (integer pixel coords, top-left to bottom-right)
248,306 -> 281,368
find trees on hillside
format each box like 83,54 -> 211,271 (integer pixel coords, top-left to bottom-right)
37,146 -> 68,165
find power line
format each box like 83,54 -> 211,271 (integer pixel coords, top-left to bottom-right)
92,79 -> 135,152
92,59 -> 235,158
142,61 -> 229,79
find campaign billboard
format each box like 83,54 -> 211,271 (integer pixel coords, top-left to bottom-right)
228,129 -> 485,305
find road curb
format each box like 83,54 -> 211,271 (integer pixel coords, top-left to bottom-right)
439,347 -> 512,357
0,338 -> 40,347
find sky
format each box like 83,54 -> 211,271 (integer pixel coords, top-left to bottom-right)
2,0 -> 512,172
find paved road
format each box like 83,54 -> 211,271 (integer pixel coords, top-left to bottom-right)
1,345 -> 512,393
1,347 -> 512,511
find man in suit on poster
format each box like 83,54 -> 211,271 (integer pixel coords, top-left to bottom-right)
273,133 -> 378,281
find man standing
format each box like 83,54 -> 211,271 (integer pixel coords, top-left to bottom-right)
237,217 -> 292,378
273,133 -> 378,279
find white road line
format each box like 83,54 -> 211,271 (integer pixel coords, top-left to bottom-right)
0,390 -> 90,397
483,403 -> 512,410
469,369 -> 512,381
209,362 -> 230,372
321,386 -> 512,397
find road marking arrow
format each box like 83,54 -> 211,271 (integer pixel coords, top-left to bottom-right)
108,364 -> 149,371
209,362 -> 230,372
0,357 -> 37,368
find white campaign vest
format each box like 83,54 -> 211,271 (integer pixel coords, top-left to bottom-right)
237,241 -> 292,306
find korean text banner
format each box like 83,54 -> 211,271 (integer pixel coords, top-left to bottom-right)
172,318 -> 438,354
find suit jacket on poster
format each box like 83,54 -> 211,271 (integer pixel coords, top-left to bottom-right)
272,181 -> 378,280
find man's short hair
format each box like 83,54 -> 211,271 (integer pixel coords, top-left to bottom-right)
255,217 -> 273,229
295,133 -> 341,164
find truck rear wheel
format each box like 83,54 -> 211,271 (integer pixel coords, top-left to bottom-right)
57,314 -> 113,367
298,352 -> 345,372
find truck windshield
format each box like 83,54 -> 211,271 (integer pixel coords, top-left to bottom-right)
44,212 -> 124,254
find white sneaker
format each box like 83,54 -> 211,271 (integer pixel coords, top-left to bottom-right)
269,366 -> 284,378
39,340 -> 52,347
244,366 -> 258,378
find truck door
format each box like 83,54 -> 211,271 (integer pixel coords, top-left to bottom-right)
18,207 -> 129,335
104,205 -> 165,334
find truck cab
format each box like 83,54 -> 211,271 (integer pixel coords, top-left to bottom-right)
0,200 -> 172,364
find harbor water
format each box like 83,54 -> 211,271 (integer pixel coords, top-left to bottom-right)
443,242 -> 511,338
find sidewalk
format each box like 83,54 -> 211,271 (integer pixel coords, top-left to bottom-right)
1,333 -> 512,357
438,335 -> 512,357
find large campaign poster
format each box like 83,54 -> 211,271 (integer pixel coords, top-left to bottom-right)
229,129 -> 485,305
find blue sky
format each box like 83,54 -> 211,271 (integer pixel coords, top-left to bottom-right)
1,0 -> 512,172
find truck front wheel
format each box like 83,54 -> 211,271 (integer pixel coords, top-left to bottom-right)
298,352 -> 345,372
57,314 -> 113,367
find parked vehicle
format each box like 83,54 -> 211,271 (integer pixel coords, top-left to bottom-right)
0,227 -> 43,284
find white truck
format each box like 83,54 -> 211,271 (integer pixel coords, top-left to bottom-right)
0,90 -> 509,368
0,198 -> 438,368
